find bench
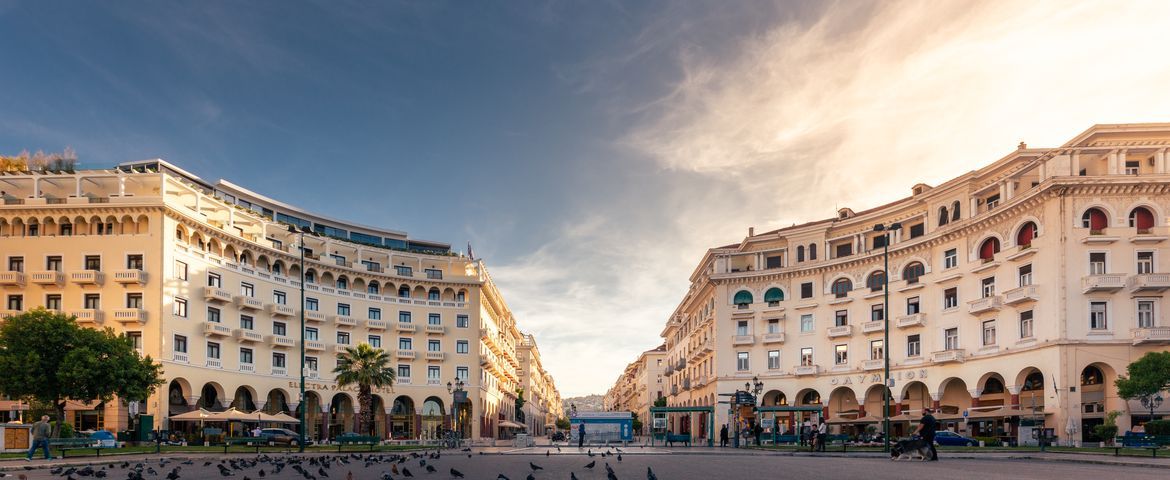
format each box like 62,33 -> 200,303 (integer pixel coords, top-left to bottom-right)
335,435 -> 381,452
812,434 -> 850,452
665,433 -> 691,447
223,437 -> 272,453
50,438 -> 102,458
1113,435 -> 1161,457
773,434 -> 800,445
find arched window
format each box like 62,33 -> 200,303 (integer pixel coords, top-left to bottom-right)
336,277 -> 348,290
175,228 -> 185,242
1080,366 -> 1103,386
305,271 -> 316,284
796,246 -> 805,262
1016,221 -> 1037,247
398,285 -> 410,298
764,288 -> 784,306
1128,206 -> 1154,231
428,288 -> 441,301
831,278 -> 852,298
902,262 -> 925,284
866,271 -> 886,292
456,291 -> 466,302
368,282 -> 380,295
733,290 -> 754,307
1022,372 -> 1044,392
1081,207 -> 1108,231
800,391 -> 821,405
951,201 -> 961,221
978,237 -> 1000,261
808,243 -> 817,261
983,377 -> 1005,394
938,207 -> 949,226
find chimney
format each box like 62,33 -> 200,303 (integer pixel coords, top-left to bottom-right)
748,227 -> 755,237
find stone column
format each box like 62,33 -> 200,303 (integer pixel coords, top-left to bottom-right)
1156,149 -> 1167,174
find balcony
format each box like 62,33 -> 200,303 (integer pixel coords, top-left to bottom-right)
896,313 -> 926,328
305,340 -> 325,351
112,308 -> 147,325
396,350 -> 417,359
761,332 -> 786,344
861,320 -> 885,334
731,335 -> 755,346
1082,275 -> 1124,293
112,269 -> 147,285
305,311 -> 327,323
670,385 -> 678,396
69,270 -> 103,285
307,369 -> 320,379
267,335 -> 296,348
862,358 -> 885,371
0,310 -> 18,320
367,320 -> 387,330
794,365 -> 820,376
206,359 -> 223,369
397,322 -> 418,333
426,325 -> 446,334
71,309 -> 103,325
0,271 -> 26,286
203,321 -> 232,337
233,329 -> 264,343
234,295 -> 264,310
1132,327 -> 1170,345
967,295 -> 1003,314
427,378 -> 441,386
931,350 -> 966,364
334,344 -> 352,354
29,271 -> 63,285
1127,274 -> 1170,293
1003,285 -> 1040,305
426,351 -> 445,361
203,286 -> 233,303
267,303 -> 296,317
272,367 -> 287,376
332,315 -> 357,328
396,377 -> 411,385
172,352 -> 189,364
239,364 -> 255,373
827,325 -> 853,338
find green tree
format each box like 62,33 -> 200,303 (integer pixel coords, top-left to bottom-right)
0,309 -> 164,437
515,387 -> 526,422
555,417 -> 570,430
1115,351 -> 1170,402
653,396 -> 667,408
630,412 -> 642,433
333,343 -> 395,435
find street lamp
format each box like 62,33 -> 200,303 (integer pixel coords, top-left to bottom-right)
1141,394 -> 1163,424
447,378 -> 466,441
873,221 -> 901,454
288,225 -> 311,453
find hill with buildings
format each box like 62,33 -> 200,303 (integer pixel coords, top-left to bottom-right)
563,394 -> 605,414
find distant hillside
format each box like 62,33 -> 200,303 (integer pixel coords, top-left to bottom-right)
563,394 -> 605,413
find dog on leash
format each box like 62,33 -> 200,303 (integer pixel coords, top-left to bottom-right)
890,437 -> 932,461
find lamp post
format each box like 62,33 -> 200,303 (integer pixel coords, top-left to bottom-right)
288,225 -> 310,453
447,378 -> 466,442
1141,394 -> 1163,424
872,222 -> 901,454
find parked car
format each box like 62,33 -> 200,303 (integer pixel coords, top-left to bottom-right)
90,430 -> 117,448
259,428 -> 313,446
933,431 -> 979,447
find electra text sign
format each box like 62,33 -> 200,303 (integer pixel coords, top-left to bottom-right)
289,381 -> 396,395
828,369 -> 928,386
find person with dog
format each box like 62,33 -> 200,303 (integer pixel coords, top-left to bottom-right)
914,407 -> 939,461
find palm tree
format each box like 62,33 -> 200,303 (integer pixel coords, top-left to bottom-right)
333,343 -> 395,436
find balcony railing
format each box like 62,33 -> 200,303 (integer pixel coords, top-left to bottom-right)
732,335 -> 755,346
334,344 -> 352,354
267,303 -> 296,317
113,269 -> 147,285
794,365 -> 819,376
862,358 -> 884,371
397,322 -> 418,333
861,320 -> 885,334
931,350 -> 966,364
426,325 -> 446,334
172,352 -> 189,363
69,270 -> 103,285
112,308 -> 147,324
272,367 -> 288,376
233,329 -> 264,343
267,335 -> 296,348
206,359 -> 223,369
1127,274 -> 1170,293
968,295 -> 1003,314
396,350 -> 417,359
397,377 -> 411,385
307,369 -> 320,379
1002,285 -> 1040,305
234,295 -> 264,310
827,325 -> 853,338
0,271 -> 26,286
1132,327 -> 1170,345
332,315 -> 357,328
305,340 -> 325,351
367,320 -> 387,330
761,332 -> 786,344
305,311 -> 327,323
239,364 -> 255,373
426,351 -> 445,361
1082,275 -> 1125,293
71,309 -> 103,325
29,271 -> 63,285
203,286 -> 233,303
203,322 -> 232,337
896,313 -> 926,328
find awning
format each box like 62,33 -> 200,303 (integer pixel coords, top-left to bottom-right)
828,415 -> 882,425
964,407 -> 1031,420
499,420 -> 526,429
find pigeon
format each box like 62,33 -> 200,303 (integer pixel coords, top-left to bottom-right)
449,468 -> 464,479
403,468 -> 413,478
529,462 -> 543,471
497,475 -> 511,480
526,475 -> 536,480
318,468 -> 329,478
617,454 -> 622,462
607,471 -> 618,480
646,467 -> 657,480
584,461 -> 595,469
546,450 -> 550,457
425,465 -> 436,473
571,474 -> 580,480
587,450 -> 594,457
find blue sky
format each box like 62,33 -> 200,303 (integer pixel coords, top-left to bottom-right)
4,0 -> 1170,396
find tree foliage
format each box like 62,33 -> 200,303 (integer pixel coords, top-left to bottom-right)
333,343 -> 395,436
0,309 -> 164,436
630,411 -> 642,432
555,417 -> 570,430
1115,351 -> 1170,400
653,396 -> 667,408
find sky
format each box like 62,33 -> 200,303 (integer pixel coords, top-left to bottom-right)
3,0 -> 1170,397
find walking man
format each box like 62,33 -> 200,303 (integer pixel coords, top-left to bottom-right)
26,415 -> 52,461
577,422 -> 586,449
915,407 -> 939,461
719,424 -> 728,447
815,418 -> 827,452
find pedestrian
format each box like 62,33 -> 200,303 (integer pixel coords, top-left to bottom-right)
915,407 -> 939,461
578,422 -> 586,449
719,424 -> 728,447
252,426 -> 262,438
26,415 -> 52,461
816,418 -> 827,452
753,421 -> 762,446
800,419 -> 811,446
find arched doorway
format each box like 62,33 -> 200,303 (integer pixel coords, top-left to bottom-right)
369,395 -> 388,438
167,379 -> 192,416
199,383 -> 223,410
329,393 -> 355,438
421,397 -> 446,440
390,396 -> 416,439
1080,365 -> 1107,441
231,387 -> 256,411
453,400 -> 472,439
304,392 -> 322,441
265,390 -> 290,414
828,387 -> 860,419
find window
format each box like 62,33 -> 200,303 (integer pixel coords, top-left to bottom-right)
733,290 -> 753,307
907,296 -> 920,315
174,298 -> 188,317
1089,301 -> 1108,330
800,282 -> 814,299
944,249 -> 958,269
336,277 -> 348,290
978,238 -> 1000,261
46,256 -> 62,271
903,262 -> 925,284
305,327 -> 319,341
305,357 -> 318,373
45,294 -> 61,311
1137,300 -> 1156,328
981,277 -> 996,298
395,265 -> 413,276
367,282 -> 380,294
1089,252 -> 1107,275
872,234 -> 887,249
834,310 -> 848,327
7,256 -> 23,272
456,366 -> 469,380
944,328 -> 959,350
986,194 -> 1000,210
305,271 -> 315,283
952,201 -> 961,221
767,350 -> 780,370
368,335 -> 381,348
766,255 -> 782,269
273,290 -> 286,305
1082,208 -> 1108,231
273,322 -> 287,336
938,206 -> 950,226
398,285 -> 410,298
398,364 -> 411,379
126,293 -> 143,309
428,313 -> 441,325
830,278 -> 852,298
456,315 -> 469,328
456,340 -> 469,354
808,244 -> 817,260
84,255 -> 101,270
207,272 -> 221,288
7,295 -> 22,311
425,268 -> 443,279
800,314 -> 814,332
943,288 -> 958,309
362,260 -> 381,273
241,282 -> 254,297
796,246 -> 805,262
271,262 -> 282,274
329,254 -> 346,266
456,291 -> 466,302
427,288 -> 439,301
1129,207 -> 1155,231
736,352 -> 749,371
1137,251 -> 1154,274
834,344 -> 848,365
306,298 -> 319,311
427,366 -> 440,380
240,348 -> 253,364
83,293 -> 100,309
1126,160 -> 1140,175
1019,310 -> 1034,338
982,320 -> 996,346
764,288 -> 784,306
870,340 -> 884,360
800,347 -> 813,366
207,342 -> 221,359
207,307 -> 221,323
1018,264 -> 1033,286
907,335 -> 921,357
399,311 -> 411,323
909,223 -> 925,238
871,304 -> 884,322
60,224 -> 71,236
766,319 -> 780,334
273,353 -> 286,368
736,320 -> 749,336
337,303 -> 351,316
834,243 -> 853,258
124,254 -> 143,270
428,340 -> 440,352
174,335 -> 187,354
369,308 -> 381,320
1016,222 -> 1037,246
240,315 -> 254,330
399,338 -> 412,350
337,332 -> 351,345
866,271 -> 886,291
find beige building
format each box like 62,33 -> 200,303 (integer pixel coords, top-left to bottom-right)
603,345 -> 666,435
0,159 -> 561,441
518,333 -> 565,434
643,123 -> 1170,444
